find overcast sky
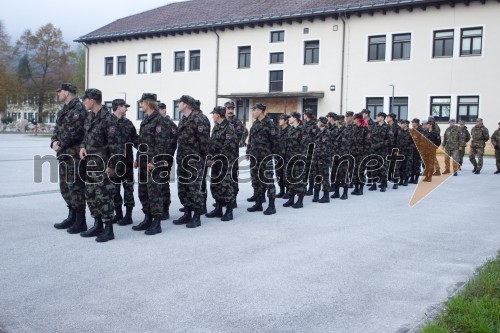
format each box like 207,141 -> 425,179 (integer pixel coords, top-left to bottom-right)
1,0 -> 185,46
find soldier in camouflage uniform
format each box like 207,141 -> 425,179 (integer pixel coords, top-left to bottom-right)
51,83 -> 87,232
344,111 -> 355,188
193,99 -> 212,215
457,121 -> 471,168
420,121 -> 441,182
205,106 -> 239,221
276,113 -> 290,199
362,109 -> 375,132
428,117 -> 442,176
246,103 -> 279,215
386,113 -> 400,182
224,101 -> 244,207
491,122 -> 500,174
282,112 -> 307,209
172,95 -> 210,228
409,119 -> 423,184
79,89 -> 120,242
326,112 -> 338,191
469,118 -> 490,174
330,115 -> 351,200
311,117 -> 333,203
396,120 -> 414,185
351,113 -> 371,195
158,103 -> 178,220
303,109 -> 317,196
110,99 -> 138,227
442,119 -> 460,176
368,112 -> 392,192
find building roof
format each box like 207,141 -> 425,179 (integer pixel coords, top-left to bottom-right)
76,0 -> 475,43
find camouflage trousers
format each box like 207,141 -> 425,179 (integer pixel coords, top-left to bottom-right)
231,158 -> 240,197
285,156 -> 306,195
58,157 -> 86,211
369,149 -> 388,183
496,148 -> 500,170
111,164 -> 135,207
177,160 -> 204,210
398,150 -> 414,179
444,148 -> 460,173
160,168 -> 173,209
311,159 -> 330,192
138,166 -> 164,216
331,155 -> 351,186
458,147 -> 466,165
250,158 -> 276,199
209,165 -> 235,204
352,154 -> 367,185
469,146 -> 485,171
85,172 -> 115,222
411,147 -> 422,176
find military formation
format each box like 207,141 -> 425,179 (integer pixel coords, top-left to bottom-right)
51,83 -> 499,242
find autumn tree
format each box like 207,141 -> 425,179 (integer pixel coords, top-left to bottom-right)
0,21 -> 18,114
70,45 -> 86,94
14,23 -> 76,117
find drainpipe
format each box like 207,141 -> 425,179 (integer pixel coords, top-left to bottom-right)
339,14 -> 346,115
81,42 -> 90,90
211,27 -> 220,107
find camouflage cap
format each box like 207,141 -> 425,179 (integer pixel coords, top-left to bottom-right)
449,118 -> 456,123
157,102 -> 167,109
57,83 -> 77,94
304,108 -> 314,116
224,101 -> 235,108
289,112 -> 301,120
139,93 -> 157,103
252,103 -> 266,112
411,118 -> 420,123
337,115 -> 345,121
82,88 -> 102,101
318,116 -> 328,125
361,109 -> 371,115
422,120 -> 429,125
278,113 -> 289,120
354,113 -> 363,120
459,120 -> 465,125
388,113 -> 397,120
427,116 -> 435,122
112,99 -> 130,108
401,119 -> 410,125
345,111 -> 354,117
194,99 -> 201,107
210,106 -> 226,117
377,112 -> 387,118
327,112 -> 337,118
178,95 -> 195,107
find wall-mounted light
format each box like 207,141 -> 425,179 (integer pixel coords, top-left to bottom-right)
302,86 -> 308,92
333,25 -> 338,31
330,85 -> 336,91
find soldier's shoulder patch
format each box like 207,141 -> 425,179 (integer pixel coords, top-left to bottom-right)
226,134 -> 232,140
198,126 -> 204,133
73,114 -> 79,120
172,128 -> 177,134
270,128 -> 276,136
156,125 -> 162,133
322,137 -> 327,142
312,128 -> 317,133
109,126 -> 116,134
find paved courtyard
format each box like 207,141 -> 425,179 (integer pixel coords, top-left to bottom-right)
0,133 -> 498,333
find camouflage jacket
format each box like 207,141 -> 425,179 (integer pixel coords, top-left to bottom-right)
80,106 -> 120,168
423,129 -> 440,148
114,115 -> 138,164
278,125 -> 290,158
470,125 -> 489,148
491,129 -> 500,149
351,125 -> 371,156
162,116 -> 178,159
246,115 -> 279,160
370,122 -> 392,153
304,119 -> 318,145
334,125 -> 349,156
397,128 -> 414,154
342,123 -> 355,155
366,118 -> 375,132
388,122 -> 400,150
313,128 -> 333,162
176,109 -> 210,163
458,126 -> 471,148
328,125 -> 340,153
227,116 -> 245,144
285,124 -> 307,161
51,97 -> 87,159
442,125 -> 460,150
208,119 -> 239,167
136,110 -> 168,164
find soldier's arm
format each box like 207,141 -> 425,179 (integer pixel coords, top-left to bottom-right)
483,128 -> 490,142
59,107 -> 86,151
106,118 -> 120,169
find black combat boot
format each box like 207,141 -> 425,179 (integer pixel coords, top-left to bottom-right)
118,206 -> 133,225
403,177 -> 409,186
494,170 -> 500,174
186,209 -> 201,228
96,222 -> 114,243
312,189 -> 320,202
282,188 -> 291,200
221,201 -> 233,222
409,175 -> 415,183
145,215 -> 162,235
261,192 -> 266,203
132,213 -> 152,230
399,177 -> 405,185
358,184 -> 365,195
113,206 -> 123,224
67,209 -> 87,234
331,185 -> 340,199
283,194 -> 296,207
318,191 -> 330,203
340,186 -> 348,200
349,183 -> 354,189
80,217 -> 103,238
305,181 -> 314,196
206,200 -> 223,218
247,199 -> 263,212
54,207 -> 75,229
173,209 -> 192,225
247,193 -> 257,202
292,195 -> 304,209
179,207 -> 185,212
263,198 -> 276,215
392,182 -> 398,190
351,184 -> 360,195
161,201 -> 170,220
413,175 -> 420,184
368,183 -> 377,191
474,169 -> 480,174
276,185 -> 285,198
329,183 -> 335,192
472,166 -> 477,173
381,180 -> 387,192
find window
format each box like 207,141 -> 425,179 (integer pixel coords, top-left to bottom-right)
236,99 -> 250,122
238,46 -> 251,68
105,57 -> 113,75
430,97 -> 451,122
189,50 -> 200,71
461,27 -> 482,56
137,102 -> 145,121
304,40 -> 319,64
433,30 -> 454,57
49,113 -> 56,123
270,30 -> 284,43
105,101 -> 113,110
368,35 -> 386,61
457,96 -> 479,122
152,53 -> 161,73
389,97 -> 408,120
173,100 -> 181,121
174,51 -> 185,72
269,70 -> 283,92
392,33 -> 411,60
117,56 -> 126,75
302,99 -> 318,117
366,97 -> 384,120
270,52 -> 284,64
138,54 -> 147,74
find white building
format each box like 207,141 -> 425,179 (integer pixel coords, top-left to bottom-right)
76,0 -> 500,133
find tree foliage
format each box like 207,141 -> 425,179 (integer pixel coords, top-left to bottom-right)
0,21 -> 18,114
71,45 -> 86,94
